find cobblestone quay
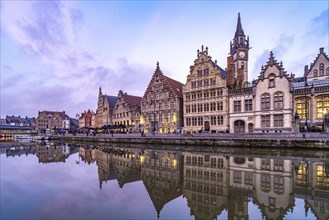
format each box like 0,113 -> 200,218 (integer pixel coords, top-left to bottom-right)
51,132 -> 329,149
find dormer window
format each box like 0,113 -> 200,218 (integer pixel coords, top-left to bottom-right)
314,69 -> 318,77
268,74 -> 276,88
319,63 -> 324,76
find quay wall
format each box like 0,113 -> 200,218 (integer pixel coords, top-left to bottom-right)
50,133 -> 329,149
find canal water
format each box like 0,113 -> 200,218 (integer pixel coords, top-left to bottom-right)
1,140 -> 329,220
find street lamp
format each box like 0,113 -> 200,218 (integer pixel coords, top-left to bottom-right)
304,78 -> 308,132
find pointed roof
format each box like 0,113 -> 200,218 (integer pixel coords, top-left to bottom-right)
105,95 -> 117,108
163,75 -> 183,98
122,92 -> 142,107
235,12 -> 245,37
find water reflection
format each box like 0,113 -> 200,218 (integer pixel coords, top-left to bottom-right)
1,140 -> 329,220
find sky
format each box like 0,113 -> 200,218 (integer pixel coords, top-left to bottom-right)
1,0 -> 328,118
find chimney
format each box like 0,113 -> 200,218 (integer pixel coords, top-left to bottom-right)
320,47 -> 324,53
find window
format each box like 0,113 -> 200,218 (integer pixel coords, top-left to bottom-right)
261,159 -> 271,170
217,115 -> 224,125
197,70 -> 202,77
316,96 -> 329,119
210,102 -> 216,111
210,90 -> 216,97
192,104 -> 196,113
274,114 -> 284,127
296,98 -> 308,119
217,89 -> 223,96
186,118 -> 191,126
274,176 -> 284,193
217,102 -> 223,111
210,78 -> 216,85
192,81 -> 197,88
261,174 -> 271,192
204,103 -> 209,111
185,93 -> 190,100
326,67 -> 329,76
314,69 -> 318,77
204,68 -> 209,76
204,79 -> 209,86
320,63 -> 324,76
233,171 -> 242,183
197,91 -> 202,99
192,117 -> 197,126
197,81 -> 202,87
198,117 -> 203,126
245,172 -> 253,185
234,101 -> 241,112
244,99 -> 253,111
186,105 -> 191,113
261,115 -> 271,127
274,92 -> 284,110
268,74 -> 276,88
204,90 -> 209,98
211,116 -> 216,125
191,92 -> 196,99
197,104 -> 203,112
261,93 -> 271,110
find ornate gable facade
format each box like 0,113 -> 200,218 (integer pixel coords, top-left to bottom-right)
183,46 -> 228,134
95,87 -> 117,128
140,62 -> 183,134
112,90 -> 142,132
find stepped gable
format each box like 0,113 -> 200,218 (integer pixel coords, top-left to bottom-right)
308,47 -> 329,73
258,51 -> 291,80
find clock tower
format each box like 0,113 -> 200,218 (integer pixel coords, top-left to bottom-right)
230,13 -> 249,87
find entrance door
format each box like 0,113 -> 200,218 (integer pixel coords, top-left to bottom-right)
234,120 -> 245,133
248,123 -> 254,133
204,121 -> 210,132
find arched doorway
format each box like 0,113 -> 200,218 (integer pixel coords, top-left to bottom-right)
204,121 -> 210,132
234,120 -> 245,133
248,123 -> 254,133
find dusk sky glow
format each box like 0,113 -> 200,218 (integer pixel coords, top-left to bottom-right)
1,1 -> 328,118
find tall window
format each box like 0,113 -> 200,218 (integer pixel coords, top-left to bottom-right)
316,96 -> 329,119
186,105 -> 191,113
261,93 -> 271,110
192,104 -> 196,112
234,100 -> 241,112
274,114 -> 284,127
198,117 -> 203,126
210,102 -> 216,111
261,115 -> 271,127
217,116 -> 224,125
197,104 -> 203,112
244,99 -> 253,111
204,90 -> 209,98
319,63 -> 324,76
296,98 -> 308,119
274,92 -> 284,110
204,103 -> 209,111
326,67 -> 329,76
211,116 -> 216,125
186,118 -> 191,126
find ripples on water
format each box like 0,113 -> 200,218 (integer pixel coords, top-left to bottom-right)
1,140 -> 329,220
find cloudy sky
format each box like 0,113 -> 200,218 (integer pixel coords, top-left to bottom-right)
1,1 -> 328,118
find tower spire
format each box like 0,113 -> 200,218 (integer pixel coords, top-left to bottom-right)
235,12 -> 245,37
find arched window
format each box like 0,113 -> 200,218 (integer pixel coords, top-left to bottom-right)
319,63 -> 324,76
261,93 -> 271,110
296,98 -> 309,120
316,96 -> 329,119
326,67 -> 329,76
314,69 -> 318,77
268,73 -> 276,88
274,91 -> 284,110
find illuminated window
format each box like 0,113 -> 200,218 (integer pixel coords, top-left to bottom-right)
316,164 -> 329,189
261,93 -> 271,110
296,98 -> 309,120
316,96 -> 329,119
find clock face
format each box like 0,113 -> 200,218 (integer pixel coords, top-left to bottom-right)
239,51 -> 245,58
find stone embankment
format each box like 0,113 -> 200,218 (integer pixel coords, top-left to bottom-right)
51,132 -> 329,149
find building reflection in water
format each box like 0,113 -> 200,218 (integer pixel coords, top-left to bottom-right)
93,146 -> 329,220
35,141 -> 78,163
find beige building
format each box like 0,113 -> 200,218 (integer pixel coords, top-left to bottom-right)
293,47 -> 329,131
140,62 -> 184,134
112,90 -> 142,133
36,110 -> 66,132
95,87 -> 117,128
183,46 -> 228,134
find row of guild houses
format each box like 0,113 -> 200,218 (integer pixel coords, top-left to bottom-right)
85,13 -> 329,134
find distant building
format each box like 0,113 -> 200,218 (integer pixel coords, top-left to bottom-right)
141,62 -> 184,134
36,111 -> 65,132
112,90 -> 142,133
79,109 -> 96,128
5,115 -> 37,131
95,87 -> 117,128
